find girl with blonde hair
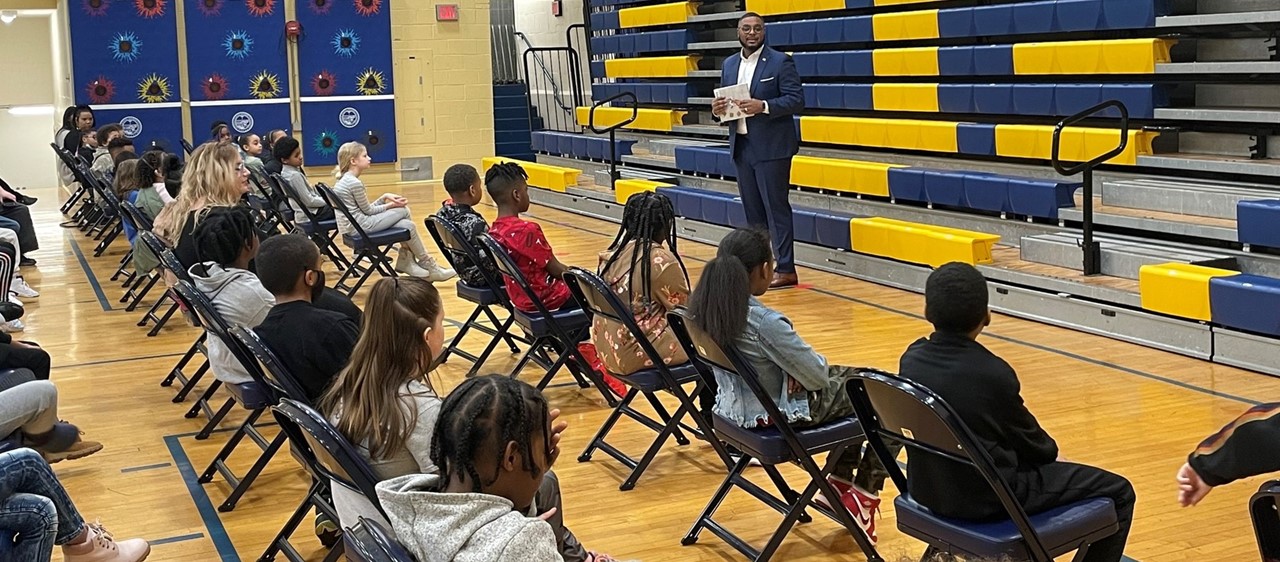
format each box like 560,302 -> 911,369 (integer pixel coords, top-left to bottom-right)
153,141 -> 250,267
330,142 -> 454,281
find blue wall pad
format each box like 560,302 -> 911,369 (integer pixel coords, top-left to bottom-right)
190,101 -> 290,148
1211,274 -> 1280,337
299,98 -> 399,166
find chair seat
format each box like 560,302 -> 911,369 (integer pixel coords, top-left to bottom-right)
617,362 -> 700,393
512,306 -> 588,337
301,218 -> 339,236
343,227 -> 412,250
713,414 -> 864,465
895,493 -> 1119,559
226,381 -> 275,410
456,280 -> 502,305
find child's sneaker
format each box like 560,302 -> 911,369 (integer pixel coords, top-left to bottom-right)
61,520 -> 151,562
394,252 -> 431,278
11,277 -> 38,298
843,484 -> 881,545
417,257 -> 457,283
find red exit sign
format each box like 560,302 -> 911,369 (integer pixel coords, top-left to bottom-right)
435,4 -> 459,21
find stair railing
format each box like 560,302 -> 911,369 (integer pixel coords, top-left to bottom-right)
1051,99 -> 1129,277
587,92 -> 638,187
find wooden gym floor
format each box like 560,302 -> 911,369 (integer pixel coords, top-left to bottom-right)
30,178 -> 1273,561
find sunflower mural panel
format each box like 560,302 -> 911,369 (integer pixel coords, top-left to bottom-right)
183,0 -> 290,141
69,0 -> 184,152
297,0 -> 397,165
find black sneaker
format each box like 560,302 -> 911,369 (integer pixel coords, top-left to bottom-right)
314,512 -> 341,548
18,257 -> 35,267
17,195 -> 36,206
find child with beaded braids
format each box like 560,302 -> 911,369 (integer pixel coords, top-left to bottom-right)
376,375 -> 622,562
188,206 -> 274,386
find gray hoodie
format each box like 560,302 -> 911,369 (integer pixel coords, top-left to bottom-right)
190,262 -> 274,385
375,474 -> 564,562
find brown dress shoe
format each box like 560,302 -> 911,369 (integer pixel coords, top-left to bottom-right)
769,272 -> 799,289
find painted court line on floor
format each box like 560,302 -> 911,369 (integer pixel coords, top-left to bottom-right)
148,532 -> 206,546
164,434 -> 240,561
121,462 -> 172,473
67,230 -> 113,312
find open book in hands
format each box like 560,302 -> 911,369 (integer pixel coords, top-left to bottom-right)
714,84 -> 751,122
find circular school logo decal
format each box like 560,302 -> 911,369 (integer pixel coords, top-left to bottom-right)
338,106 -> 360,129
232,111 -> 254,133
120,116 -> 143,138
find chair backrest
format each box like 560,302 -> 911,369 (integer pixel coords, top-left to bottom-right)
138,231 -> 193,284
230,326 -> 311,405
266,172 -> 309,219
172,279 -> 274,393
317,184 -> 385,243
180,139 -> 195,155
476,233 -> 569,319
425,215 -> 510,307
344,517 -> 417,562
845,370 -> 1054,560
272,398 -> 388,520
563,267 -> 670,375
121,200 -> 154,232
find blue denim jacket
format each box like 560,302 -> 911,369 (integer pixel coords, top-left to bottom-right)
713,296 -> 830,428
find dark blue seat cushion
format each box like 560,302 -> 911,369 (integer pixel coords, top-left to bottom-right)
714,414 -> 864,465
300,218 -> 338,236
1210,274 -> 1280,337
228,381 -> 274,409
343,226 -> 412,250
456,280 -> 502,306
1237,199 -> 1280,248
895,493 -> 1118,559
512,305 -> 588,337
617,362 -> 700,393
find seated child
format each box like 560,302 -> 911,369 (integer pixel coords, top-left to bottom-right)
0,379 -> 101,463
376,375 -> 615,562
92,124 -> 123,175
687,228 -> 898,543
273,137 -> 334,223
188,206 -> 274,385
325,279 -> 603,561
898,262 -> 1135,562
108,137 -> 136,174
237,133 -> 266,175
435,163 -> 499,287
254,233 -> 358,402
486,162 -> 573,312
77,130 -> 97,163
330,141 -> 454,281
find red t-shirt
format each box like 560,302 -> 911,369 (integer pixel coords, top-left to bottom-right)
489,215 -> 572,312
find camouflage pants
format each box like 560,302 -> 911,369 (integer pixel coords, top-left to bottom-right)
796,365 -> 902,493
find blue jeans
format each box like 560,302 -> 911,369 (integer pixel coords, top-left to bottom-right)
0,217 -> 18,233
0,448 -> 84,561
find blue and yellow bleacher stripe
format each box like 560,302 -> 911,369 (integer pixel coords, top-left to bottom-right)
805,83 -> 1166,119
799,115 -> 1159,165
604,55 -> 700,78
792,38 -> 1174,77
1139,263 -> 1239,322
575,106 -> 687,132
617,1 -> 699,28
851,217 -> 1000,267
614,179 -> 673,204
872,9 -> 939,40
790,155 -> 905,197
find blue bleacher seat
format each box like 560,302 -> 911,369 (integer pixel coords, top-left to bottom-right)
972,4 -> 1016,35
888,168 -> 928,202
1238,200 -> 1280,248
727,200 -> 748,228
957,122 -> 993,154
793,53 -> 817,77
1013,1 -> 1056,34
1057,0 -> 1105,31
1013,84 -> 1055,116
674,147 -> 697,173
814,84 -> 844,109
845,84 -> 874,110
767,22 -> 792,47
843,16 -> 873,42
962,174 -> 1011,213
1103,0 -> 1161,28
939,84 -> 974,113
695,148 -> 719,175
1210,274 -> 1280,337
816,18 -> 843,44
923,170 -> 966,207
972,84 -> 1013,114
792,20 -> 818,46
938,7 -> 975,38
813,211 -> 854,250
572,136 -> 590,159
1006,178 -> 1079,219
973,45 -> 1015,76
717,150 -> 736,178
531,132 -> 545,152
938,47 -> 976,76
701,191 -> 730,225
793,210 -> 818,244
816,53 -> 844,77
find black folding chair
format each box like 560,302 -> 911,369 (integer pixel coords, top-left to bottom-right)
476,234 -> 616,406
54,143 -> 90,216
122,231 -> 166,312
134,231 -> 182,334
667,309 -> 881,562
273,175 -> 351,272
180,139 -> 195,155
233,326 -> 344,562
424,215 -> 522,377
248,174 -> 290,235
318,185 -> 410,296
1252,481 -> 1280,561
846,370 -> 1119,562
174,280 -> 288,513
563,268 -> 730,490
90,177 -> 126,256
51,145 -> 97,224
110,200 -> 147,285
344,518 -> 416,562
260,173 -> 298,231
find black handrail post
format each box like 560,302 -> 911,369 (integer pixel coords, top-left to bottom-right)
588,92 -> 638,189
1051,99 -> 1130,277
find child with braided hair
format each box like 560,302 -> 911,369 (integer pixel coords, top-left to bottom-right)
486,161 -> 576,313
376,375 -> 621,562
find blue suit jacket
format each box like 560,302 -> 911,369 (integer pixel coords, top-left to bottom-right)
719,46 -> 805,162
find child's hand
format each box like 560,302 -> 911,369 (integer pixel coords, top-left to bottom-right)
787,376 -> 803,394
548,408 -> 568,465
536,507 -> 558,521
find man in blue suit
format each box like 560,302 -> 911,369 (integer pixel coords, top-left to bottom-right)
713,12 -> 805,288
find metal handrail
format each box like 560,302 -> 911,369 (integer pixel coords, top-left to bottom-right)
589,92 -> 638,187
516,33 -> 576,114
1050,99 -> 1130,276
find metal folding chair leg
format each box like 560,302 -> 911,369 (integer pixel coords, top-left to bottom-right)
194,396 -> 236,438
199,409 -> 285,512
260,478 -> 344,562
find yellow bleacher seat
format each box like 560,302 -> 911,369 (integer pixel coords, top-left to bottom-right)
618,1 -> 699,28
481,157 -> 581,193
873,47 -> 940,76
872,83 -> 939,112
613,179 -> 672,204
790,156 -> 903,197
800,116 -> 958,153
605,56 -> 700,78
1012,39 -> 1175,75
874,0 -> 937,5
575,106 -> 686,132
873,10 -> 939,41
994,125 -> 1159,166
850,217 -> 1000,267
1139,263 -> 1239,322
747,0 -> 845,16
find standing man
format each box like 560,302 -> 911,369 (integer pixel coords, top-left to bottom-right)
712,12 -> 805,288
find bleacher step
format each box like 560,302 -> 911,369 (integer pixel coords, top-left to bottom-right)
1057,203 -> 1237,243
1102,177 -> 1279,219
1157,61 -> 1280,74
687,70 -> 722,78
672,124 -> 728,137
688,11 -> 743,23
1136,153 -> 1280,177
1020,233 -> 1232,280
1154,107 -> 1280,124
646,137 -> 724,157
688,40 -> 739,50
1156,10 -> 1280,27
